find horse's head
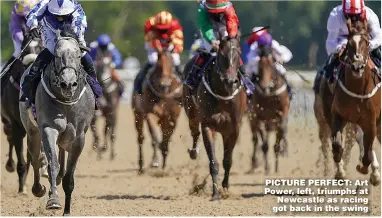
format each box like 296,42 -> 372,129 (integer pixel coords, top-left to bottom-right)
216,35 -> 241,89
256,33 -> 278,93
95,50 -> 113,84
155,44 -> 174,93
345,18 -> 370,78
52,28 -> 83,99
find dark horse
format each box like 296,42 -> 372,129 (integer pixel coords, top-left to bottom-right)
247,46 -> 290,175
90,51 -> 121,160
183,35 -> 246,200
132,45 -> 183,174
1,33 -> 46,194
317,18 -> 380,185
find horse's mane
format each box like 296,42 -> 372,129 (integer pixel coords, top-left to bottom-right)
59,24 -> 79,42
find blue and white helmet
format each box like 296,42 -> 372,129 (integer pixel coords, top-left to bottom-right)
48,0 -> 75,16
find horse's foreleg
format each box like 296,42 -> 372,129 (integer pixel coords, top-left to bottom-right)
160,118 -> 177,169
62,135 -> 85,216
146,113 -> 161,168
331,113 -> 346,180
247,115 -> 260,174
4,122 -> 16,172
41,127 -> 61,210
40,146 -> 49,178
188,116 -> 200,160
109,112 -> 117,160
317,122 -> 331,177
56,148 -> 65,186
12,122 -> 27,194
221,133 -> 238,198
201,124 -> 219,201
259,122 -> 270,175
27,131 -> 46,198
134,110 -> 145,174
90,115 -> 99,151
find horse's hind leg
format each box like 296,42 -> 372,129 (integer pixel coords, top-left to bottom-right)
12,122 -> 28,194
27,131 -> 46,198
62,135 -> 85,216
146,113 -> 161,168
274,119 -> 288,174
201,124 -> 219,201
3,120 -> 16,172
56,148 -> 65,186
90,115 -> 100,152
331,113 -> 346,180
107,112 -> 117,160
134,110 -> 145,174
41,127 -> 61,210
247,115 -> 260,174
187,116 -> 200,160
221,133 -> 238,198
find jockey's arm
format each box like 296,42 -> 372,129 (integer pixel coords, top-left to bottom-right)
272,40 -> 293,63
326,11 -> 346,55
10,11 -> 24,44
26,0 -> 49,29
89,41 -> 98,61
224,6 -> 239,38
367,8 -> 382,51
246,42 -> 258,63
71,1 -> 88,48
109,44 -> 123,68
197,6 -> 215,43
170,20 -> 184,53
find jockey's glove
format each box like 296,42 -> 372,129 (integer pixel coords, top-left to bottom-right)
30,26 -> 41,39
211,40 -> 220,50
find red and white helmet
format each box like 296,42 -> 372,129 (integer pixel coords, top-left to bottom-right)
342,0 -> 365,15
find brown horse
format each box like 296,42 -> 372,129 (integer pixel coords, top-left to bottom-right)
183,36 -> 246,200
247,48 -> 290,175
132,49 -> 183,174
90,52 -> 121,160
318,18 -> 380,185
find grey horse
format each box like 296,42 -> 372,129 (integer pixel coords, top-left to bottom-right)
90,52 -> 120,160
1,36 -> 48,194
20,29 -> 95,216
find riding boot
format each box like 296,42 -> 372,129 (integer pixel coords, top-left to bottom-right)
20,48 -> 54,104
371,46 -> 381,69
111,70 -> 125,96
134,62 -> 153,94
1,56 -> 16,94
81,53 -> 103,109
239,65 -> 254,96
280,73 -> 294,100
184,54 -> 206,91
324,53 -> 340,84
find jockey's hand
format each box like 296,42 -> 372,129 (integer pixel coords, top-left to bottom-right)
336,44 -> 346,56
173,45 -> 183,53
29,26 -> 41,39
110,62 -> 116,69
211,40 -> 220,50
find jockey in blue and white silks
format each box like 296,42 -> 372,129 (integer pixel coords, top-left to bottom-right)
20,0 -> 102,108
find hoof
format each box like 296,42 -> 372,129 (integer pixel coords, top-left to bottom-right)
188,148 -> 199,160
5,159 -> 16,172
334,171 -> 345,180
18,184 -> 28,195
99,145 -> 107,152
370,174 -> 381,186
63,213 -> 70,216
32,184 -> 46,198
40,166 -> 49,178
356,164 -> 369,175
221,188 -> 229,199
245,168 -> 255,175
151,162 -> 159,168
110,152 -> 115,161
210,194 -> 220,201
138,168 -> 145,175
46,197 -> 62,210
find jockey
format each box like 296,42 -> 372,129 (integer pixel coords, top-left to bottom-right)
183,0 -> 252,93
2,0 -> 38,72
189,31 -> 203,59
245,27 -> 294,98
89,34 -> 125,95
20,0 -> 102,108
134,10 -> 184,94
1,0 -> 38,92
323,0 -> 381,84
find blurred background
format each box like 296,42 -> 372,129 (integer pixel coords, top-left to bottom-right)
0,0 -> 380,103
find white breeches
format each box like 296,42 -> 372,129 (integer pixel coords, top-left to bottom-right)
246,57 -> 287,76
145,42 -> 180,66
12,39 -> 22,57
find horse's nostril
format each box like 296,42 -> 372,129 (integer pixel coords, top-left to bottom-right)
72,82 -> 78,87
60,82 -> 67,89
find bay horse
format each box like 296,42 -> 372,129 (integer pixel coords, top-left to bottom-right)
20,27 -> 95,215
247,46 -> 290,175
90,51 -> 121,160
1,34 -> 47,194
132,44 -> 183,174
329,18 -> 381,185
183,35 -> 246,200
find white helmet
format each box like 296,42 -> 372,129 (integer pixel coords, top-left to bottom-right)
48,0 -> 75,16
